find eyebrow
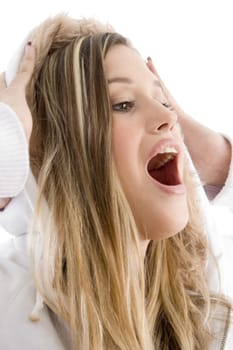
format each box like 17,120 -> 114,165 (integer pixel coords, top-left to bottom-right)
108,77 -> 132,84
107,77 -> 162,88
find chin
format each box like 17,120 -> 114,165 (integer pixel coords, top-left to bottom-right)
142,213 -> 189,241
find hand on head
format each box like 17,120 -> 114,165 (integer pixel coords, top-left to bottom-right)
0,42 -> 35,141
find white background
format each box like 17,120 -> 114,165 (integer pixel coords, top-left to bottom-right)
0,0 -> 233,241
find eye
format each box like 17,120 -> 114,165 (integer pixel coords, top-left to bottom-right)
112,101 -> 135,113
161,101 -> 172,109
161,101 -> 169,108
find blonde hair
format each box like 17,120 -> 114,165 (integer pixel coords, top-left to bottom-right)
27,14 -> 231,349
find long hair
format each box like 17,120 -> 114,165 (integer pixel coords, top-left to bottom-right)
26,14 -> 230,349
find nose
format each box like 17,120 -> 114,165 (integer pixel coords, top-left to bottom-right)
146,101 -> 177,134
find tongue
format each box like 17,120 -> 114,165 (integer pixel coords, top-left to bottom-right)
149,159 -> 180,186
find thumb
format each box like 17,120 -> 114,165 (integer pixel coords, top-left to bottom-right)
0,72 -> 6,91
10,42 -> 35,90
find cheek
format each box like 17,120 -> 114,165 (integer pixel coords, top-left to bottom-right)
112,121 -> 131,179
112,120 -> 141,186
112,126 -> 128,168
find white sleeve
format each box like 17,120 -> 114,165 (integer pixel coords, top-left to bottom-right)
0,102 -> 29,197
0,177 -> 34,236
210,135 -> 233,208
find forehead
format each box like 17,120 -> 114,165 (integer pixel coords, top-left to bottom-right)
104,44 -> 155,82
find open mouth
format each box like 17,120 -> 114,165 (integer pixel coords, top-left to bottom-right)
147,147 -> 181,186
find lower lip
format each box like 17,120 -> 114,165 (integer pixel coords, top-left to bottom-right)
148,177 -> 186,195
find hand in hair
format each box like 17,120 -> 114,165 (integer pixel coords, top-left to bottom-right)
0,42 -> 35,141
0,42 -> 35,210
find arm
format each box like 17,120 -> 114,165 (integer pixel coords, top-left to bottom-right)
0,43 -> 35,210
177,112 -> 231,187
146,57 -> 231,187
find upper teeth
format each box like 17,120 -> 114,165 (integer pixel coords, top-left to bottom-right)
153,147 -> 177,169
160,147 -> 178,154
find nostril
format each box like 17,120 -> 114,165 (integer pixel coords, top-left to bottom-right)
148,107 -> 177,134
157,122 -> 169,131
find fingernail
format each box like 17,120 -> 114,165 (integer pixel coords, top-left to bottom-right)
25,41 -> 33,56
147,56 -> 152,61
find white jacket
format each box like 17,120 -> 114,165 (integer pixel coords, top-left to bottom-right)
0,102 -> 233,349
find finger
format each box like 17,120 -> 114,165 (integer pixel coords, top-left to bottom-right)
0,197 -> 11,210
147,57 -> 169,96
147,57 -> 179,111
146,57 -> 158,76
19,42 -> 35,74
147,57 -> 167,89
11,42 -> 35,89
0,72 -> 6,91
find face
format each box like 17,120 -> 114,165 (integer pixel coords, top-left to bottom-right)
104,44 -> 189,241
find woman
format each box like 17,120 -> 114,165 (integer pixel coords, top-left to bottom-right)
0,14 -> 233,349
